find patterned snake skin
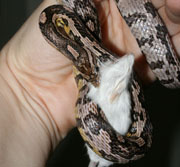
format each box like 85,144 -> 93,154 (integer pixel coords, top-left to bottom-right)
116,0 -> 180,89
39,0 -> 179,165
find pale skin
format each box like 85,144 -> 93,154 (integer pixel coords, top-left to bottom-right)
0,0 -> 179,166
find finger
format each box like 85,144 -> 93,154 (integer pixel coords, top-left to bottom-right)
151,0 -> 180,58
166,0 -> 180,23
93,0 -> 155,84
151,0 -> 180,36
93,0 -> 110,26
93,0 -> 128,55
151,0 -> 164,8
158,6 -> 180,36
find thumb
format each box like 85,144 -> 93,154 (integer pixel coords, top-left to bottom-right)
2,0 -> 73,84
166,0 -> 180,23
1,0 -> 77,138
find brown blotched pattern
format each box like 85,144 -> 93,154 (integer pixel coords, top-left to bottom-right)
116,0 -> 180,88
39,2 -> 154,164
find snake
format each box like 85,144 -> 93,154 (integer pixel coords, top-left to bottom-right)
39,0 -> 180,165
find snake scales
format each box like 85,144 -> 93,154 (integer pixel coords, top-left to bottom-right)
39,0 -> 179,166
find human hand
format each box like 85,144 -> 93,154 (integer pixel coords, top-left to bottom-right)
0,0 -> 180,166
94,0 -> 180,84
0,0 -> 77,166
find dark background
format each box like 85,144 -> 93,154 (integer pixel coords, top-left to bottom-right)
0,1 -> 180,167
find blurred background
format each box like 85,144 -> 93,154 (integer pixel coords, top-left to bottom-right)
0,0 -> 180,167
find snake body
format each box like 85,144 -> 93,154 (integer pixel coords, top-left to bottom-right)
116,0 -> 180,89
39,0 -> 179,166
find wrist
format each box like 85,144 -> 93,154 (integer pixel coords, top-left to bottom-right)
0,51 -> 57,167
0,0 -> 77,141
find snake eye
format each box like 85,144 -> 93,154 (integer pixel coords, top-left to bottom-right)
126,132 -> 132,137
56,18 -> 64,27
55,18 -> 70,35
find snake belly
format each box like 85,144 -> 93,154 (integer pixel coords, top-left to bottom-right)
39,3 -> 153,163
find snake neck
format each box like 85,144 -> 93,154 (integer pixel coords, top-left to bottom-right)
39,5 -> 119,87
73,66 -> 94,91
